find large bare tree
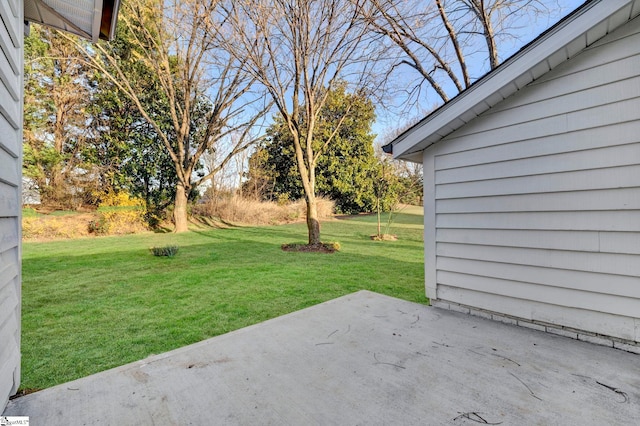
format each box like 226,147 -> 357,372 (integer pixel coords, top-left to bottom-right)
359,0 -> 563,106
73,0 -> 270,232
221,0 -> 379,245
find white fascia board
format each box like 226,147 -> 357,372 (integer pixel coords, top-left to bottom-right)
92,0 -> 104,42
393,0 -> 637,161
106,0 -> 121,41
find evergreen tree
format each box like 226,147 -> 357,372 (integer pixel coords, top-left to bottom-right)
88,21 -> 179,222
246,86 -> 384,214
79,0 -> 268,232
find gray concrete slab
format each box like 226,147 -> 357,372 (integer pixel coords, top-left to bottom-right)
4,290 -> 640,425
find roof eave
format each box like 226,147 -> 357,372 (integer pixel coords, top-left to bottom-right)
99,0 -> 121,41
24,0 -> 121,43
389,0 -> 640,161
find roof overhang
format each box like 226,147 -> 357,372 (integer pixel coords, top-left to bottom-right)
24,0 -> 121,42
386,0 -> 640,163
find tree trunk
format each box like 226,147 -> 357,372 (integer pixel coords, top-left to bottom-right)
377,198 -> 381,236
174,182 -> 189,233
306,194 -> 321,245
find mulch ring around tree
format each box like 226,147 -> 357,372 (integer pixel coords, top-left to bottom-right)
281,242 -> 340,253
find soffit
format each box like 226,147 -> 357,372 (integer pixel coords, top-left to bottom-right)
24,0 -> 119,42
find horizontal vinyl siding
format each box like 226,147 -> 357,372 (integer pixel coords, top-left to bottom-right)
0,145 -> 20,186
437,244 -> 640,281
0,183 -> 19,218
437,188 -> 640,213
436,121 -> 640,171
0,217 -> 19,255
0,0 -> 21,411
437,211 -> 640,231
437,272 -> 640,318
436,286 -> 639,342
436,141 -> 640,184
437,258 -> 640,299
431,17 -> 640,342
0,113 -> 19,157
437,164 -> 640,198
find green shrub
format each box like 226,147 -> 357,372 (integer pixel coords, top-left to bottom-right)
87,219 -> 108,235
150,245 -> 179,257
326,241 -> 341,251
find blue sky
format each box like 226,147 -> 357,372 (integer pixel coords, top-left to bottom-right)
373,0 -> 588,143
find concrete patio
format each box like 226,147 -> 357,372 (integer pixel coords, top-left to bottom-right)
4,290 -> 639,425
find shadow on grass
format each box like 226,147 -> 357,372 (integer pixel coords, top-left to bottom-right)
152,226 -> 174,234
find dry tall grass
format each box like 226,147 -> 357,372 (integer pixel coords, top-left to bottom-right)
22,215 -> 91,240
22,211 -> 149,241
194,196 -> 335,226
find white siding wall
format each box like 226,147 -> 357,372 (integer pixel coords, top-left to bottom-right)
426,16 -> 640,343
0,0 -> 22,411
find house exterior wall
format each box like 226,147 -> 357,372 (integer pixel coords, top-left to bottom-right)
0,0 -> 23,411
424,16 -> 640,343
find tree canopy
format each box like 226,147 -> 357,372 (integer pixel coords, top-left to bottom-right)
22,0 -> 569,235
23,25 -> 97,207
72,0 -> 272,231
247,85 -> 388,214
221,0 -> 380,244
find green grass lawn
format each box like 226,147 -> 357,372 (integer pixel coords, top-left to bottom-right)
20,207 -> 425,391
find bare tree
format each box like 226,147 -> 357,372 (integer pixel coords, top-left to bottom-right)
201,132 -> 248,198
72,0 -> 270,232
359,0 -> 563,106
221,0 -> 379,245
